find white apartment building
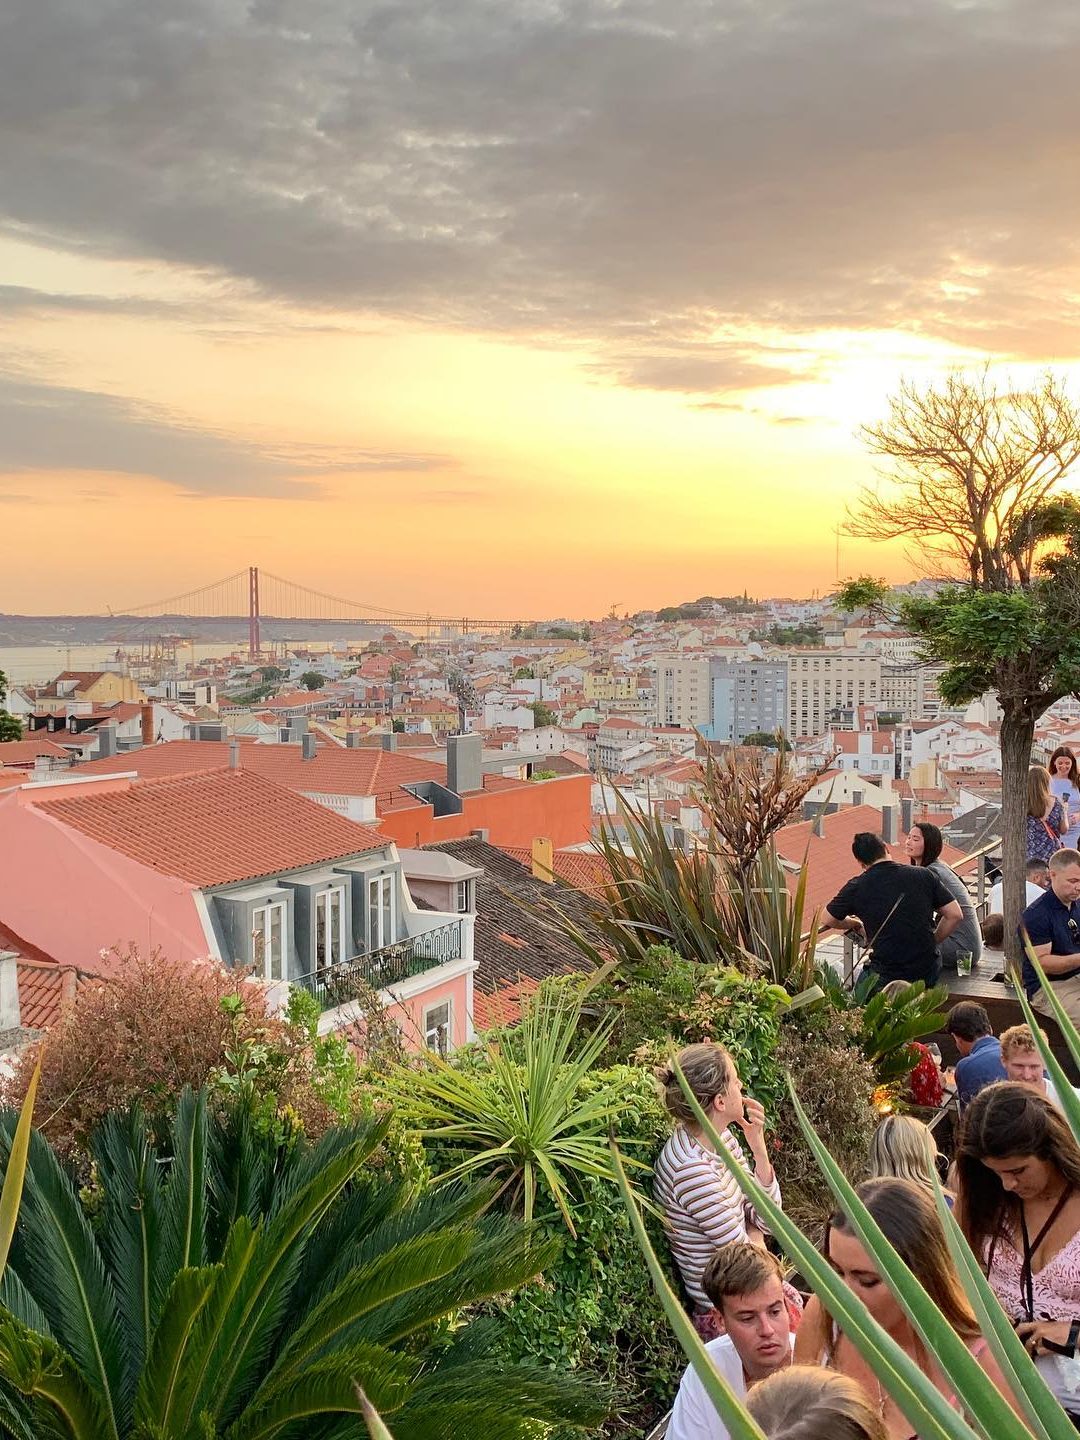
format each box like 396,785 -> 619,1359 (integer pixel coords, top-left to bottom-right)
784,651 -> 881,739
655,656 -> 712,728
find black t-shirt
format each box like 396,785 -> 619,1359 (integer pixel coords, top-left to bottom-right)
826,861 -> 955,983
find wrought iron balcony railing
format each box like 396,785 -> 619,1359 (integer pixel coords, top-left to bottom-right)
294,917 -> 464,1011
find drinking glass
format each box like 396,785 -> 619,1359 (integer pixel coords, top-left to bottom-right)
957,950 -> 973,976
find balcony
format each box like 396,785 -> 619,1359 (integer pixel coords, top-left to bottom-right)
294,917 -> 464,1011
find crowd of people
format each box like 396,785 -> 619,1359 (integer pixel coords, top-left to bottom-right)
655,1028 -> 1080,1440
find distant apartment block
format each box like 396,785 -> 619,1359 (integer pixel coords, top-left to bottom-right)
656,656 -> 712,728
705,659 -> 788,743
784,651 -> 881,739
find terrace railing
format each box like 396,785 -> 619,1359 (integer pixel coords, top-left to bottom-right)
294,917 -> 464,1011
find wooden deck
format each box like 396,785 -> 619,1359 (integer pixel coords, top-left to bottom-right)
932,962 -> 1079,1081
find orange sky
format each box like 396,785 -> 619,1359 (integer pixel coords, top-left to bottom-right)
3,0 -> 1079,618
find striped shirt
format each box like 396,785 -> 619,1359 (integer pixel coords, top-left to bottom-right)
654,1124 -> 783,1309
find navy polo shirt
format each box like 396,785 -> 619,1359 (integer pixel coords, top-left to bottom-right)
1021,888 -> 1080,996
953,1035 -> 1006,1109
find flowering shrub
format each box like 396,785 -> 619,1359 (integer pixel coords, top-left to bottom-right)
1,945 -> 365,1165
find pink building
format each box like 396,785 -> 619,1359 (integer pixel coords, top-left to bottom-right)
0,767 -> 478,1053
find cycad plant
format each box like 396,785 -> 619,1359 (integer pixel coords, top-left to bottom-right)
389,985 -> 643,1235
0,1088 -> 604,1439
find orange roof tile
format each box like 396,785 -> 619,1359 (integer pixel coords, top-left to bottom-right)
33,768 -> 388,888
0,737 -> 71,764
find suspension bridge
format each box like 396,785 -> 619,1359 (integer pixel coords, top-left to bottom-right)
108,567 -> 532,655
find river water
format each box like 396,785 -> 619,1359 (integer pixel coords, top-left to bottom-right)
0,641 -> 341,687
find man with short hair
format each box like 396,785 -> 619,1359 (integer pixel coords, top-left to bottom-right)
820,832 -> 963,986
945,1001 -> 1005,1109
988,858 -> 1049,916
1022,848 -> 1080,1027
999,1024 -> 1080,1111
666,1243 -> 794,1440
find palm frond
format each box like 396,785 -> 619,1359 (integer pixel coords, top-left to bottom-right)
158,1088 -> 208,1279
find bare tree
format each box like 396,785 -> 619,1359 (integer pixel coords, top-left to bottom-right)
841,369 -> 1080,964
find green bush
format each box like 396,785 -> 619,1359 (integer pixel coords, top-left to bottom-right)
485,1065 -> 681,1439
552,951 -> 787,1117
770,1008 -> 878,1234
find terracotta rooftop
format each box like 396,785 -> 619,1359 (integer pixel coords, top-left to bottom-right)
775,804 -> 967,916
31,768 -> 389,888
499,846 -> 612,892
0,737 -> 72,766
74,739 -> 450,802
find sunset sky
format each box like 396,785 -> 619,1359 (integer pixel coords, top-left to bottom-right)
3,0 -> 1079,618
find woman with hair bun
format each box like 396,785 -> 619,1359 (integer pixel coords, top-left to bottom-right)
654,1041 -> 784,1338
904,821 -> 981,971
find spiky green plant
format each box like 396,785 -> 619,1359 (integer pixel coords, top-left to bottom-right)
0,1088 -> 605,1439
389,986 -> 644,1235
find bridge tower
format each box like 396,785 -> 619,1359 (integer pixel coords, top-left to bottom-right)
248,566 -> 261,659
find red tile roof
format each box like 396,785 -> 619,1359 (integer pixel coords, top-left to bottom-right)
16,960 -> 101,1030
774,805 -> 967,916
0,737 -> 71,765
499,846 -> 612,892
74,739 -> 450,802
32,768 -> 389,888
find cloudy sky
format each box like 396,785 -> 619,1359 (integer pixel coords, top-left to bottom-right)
3,0 -> 1079,615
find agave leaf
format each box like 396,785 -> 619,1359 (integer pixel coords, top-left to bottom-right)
670,1056 -> 982,1440
1018,933 -> 1080,1142
0,1055 -> 41,1285
609,1137 -> 767,1440
788,1078 -> 1049,1440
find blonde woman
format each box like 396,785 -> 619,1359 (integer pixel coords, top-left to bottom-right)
868,1114 -> 953,1207
1028,764 -> 1065,864
747,1367 -> 887,1440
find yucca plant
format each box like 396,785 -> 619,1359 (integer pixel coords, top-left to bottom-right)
0,1087 -> 605,1439
388,985 -> 646,1235
614,1031 -> 1078,1440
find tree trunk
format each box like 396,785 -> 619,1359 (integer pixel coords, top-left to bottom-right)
1000,708 -> 1036,971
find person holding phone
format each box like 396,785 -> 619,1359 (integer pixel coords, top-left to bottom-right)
655,1041 -> 787,1339
1049,748 -> 1080,850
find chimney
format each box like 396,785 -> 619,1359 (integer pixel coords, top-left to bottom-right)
96,723 -> 117,759
471,827 -> 490,842
446,733 -> 482,795
301,733 -> 317,761
290,716 -> 309,738
532,836 -> 555,882
881,802 -> 899,844
812,805 -> 826,839
229,740 -> 241,770
346,731 -> 361,749
381,732 -> 398,752
0,953 -> 20,1031
901,796 -> 914,833
140,702 -> 154,745
852,788 -> 864,808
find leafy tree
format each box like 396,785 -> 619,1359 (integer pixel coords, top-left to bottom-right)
512,666 -> 535,680
388,664 -> 405,684
0,1089 -> 603,1438
528,700 -> 558,728
300,670 -> 327,691
837,369 -> 1080,957
741,730 -> 791,751
529,768 -> 557,781
391,718 -> 406,733
256,664 -> 285,682
0,671 -> 21,743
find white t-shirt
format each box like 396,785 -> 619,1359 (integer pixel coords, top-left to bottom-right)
987,879 -> 1044,914
666,1334 -> 796,1440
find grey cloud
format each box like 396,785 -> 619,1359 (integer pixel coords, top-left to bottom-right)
597,351 -> 805,393
0,373 -> 457,496
1,0 -> 1079,376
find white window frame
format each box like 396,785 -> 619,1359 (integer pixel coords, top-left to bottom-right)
424,999 -> 453,1057
252,900 -> 288,982
455,879 -> 473,914
314,885 -> 347,970
367,873 -> 395,952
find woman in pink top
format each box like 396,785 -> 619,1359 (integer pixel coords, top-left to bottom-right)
653,1041 -> 785,1337
957,1082 -> 1080,1419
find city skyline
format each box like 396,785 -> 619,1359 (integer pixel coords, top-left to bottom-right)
3,0 -> 1080,614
